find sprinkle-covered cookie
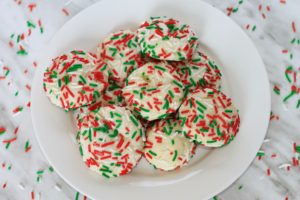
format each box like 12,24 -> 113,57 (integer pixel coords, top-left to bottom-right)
122,61 -> 184,121
170,51 -> 222,90
144,119 -> 196,171
78,106 -> 144,178
97,30 -> 144,86
137,17 -> 198,61
43,50 -> 109,109
74,82 -> 125,130
178,88 -> 240,147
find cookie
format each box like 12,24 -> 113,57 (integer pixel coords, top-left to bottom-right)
179,88 -> 240,147
170,51 -> 222,90
78,106 -> 144,178
97,30 -> 144,86
144,119 -> 196,171
122,61 -> 184,120
43,50 -> 108,109
137,17 -> 198,61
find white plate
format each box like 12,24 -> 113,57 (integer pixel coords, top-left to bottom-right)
31,0 -> 270,199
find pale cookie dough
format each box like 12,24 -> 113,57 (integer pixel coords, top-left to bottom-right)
170,51 -> 222,90
137,16 -> 198,61
78,106 -> 144,178
97,30 -> 144,86
74,82 -> 125,130
43,50 -> 108,109
178,88 -> 240,147
122,61 -> 184,121
144,119 -> 196,171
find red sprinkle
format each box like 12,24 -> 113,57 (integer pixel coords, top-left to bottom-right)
292,21 -> 297,33
28,3 -> 36,12
62,8 -> 69,16
31,191 -> 35,200
267,168 -> 271,176
14,127 -> 19,135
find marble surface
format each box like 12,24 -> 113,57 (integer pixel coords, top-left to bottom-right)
0,0 -> 300,199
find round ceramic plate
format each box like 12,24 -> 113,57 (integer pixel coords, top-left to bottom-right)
31,0 -> 270,199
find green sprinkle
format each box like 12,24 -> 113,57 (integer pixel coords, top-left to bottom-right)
110,35 -> 119,40
94,124 -> 109,133
216,128 -> 223,137
64,76 -> 70,84
37,170 -> 44,175
17,49 -> 28,55
114,152 -> 121,156
27,21 -> 36,28
172,80 -> 183,88
109,129 -> 119,138
71,50 -> 86,55
295,146 -> 300,153
66,64 -> 82,73
285,73 -> 292,83
146,88 -> 156,92
171,139 -> 175,145
102,173 -> 110,179
207,140 -> 217,143
5,69 -> 10,77
88,128 -> 92,142
89,83 -> 98,87
48,166 -> 54,172
190,78 -> 196,86
232,7 -> 238,13
130,116 -> 139,126
79,75 -> 86,84
168,90 -> 174,98
131,131 -> 137,139
172,150 -> 178,161
286,65 -> 293,71
133,109 -> 141,116
17,35 -> 20,43
273,86 -> 280,95
296,100 -> 300,109
100,168 -> 112,173
256,151 -> 265,157
149,150 -> 157,156
114,112 -> 122,118
154,65 -> 166,71
124,60 -> 135,65
25,140 -> 29,149
163,98 -> 169,110
283,91 -> 296,102
109,47 -> 117,57
75,192 -> 80,200
197,107 -> 204,114
291,38 -> 296,44
140,107 -> 150,112
158,113 -> 168,119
